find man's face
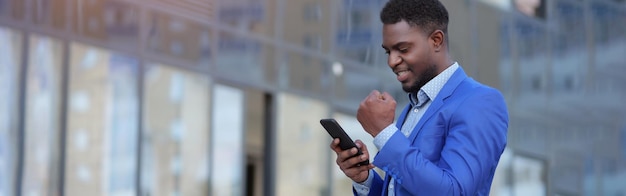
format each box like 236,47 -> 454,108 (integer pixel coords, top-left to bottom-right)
382,20 -> 438,93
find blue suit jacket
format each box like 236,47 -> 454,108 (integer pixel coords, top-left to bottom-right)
363,67 -> 508,195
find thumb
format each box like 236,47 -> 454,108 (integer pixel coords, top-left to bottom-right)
381,92 -> 394,101
355,140 -> 362,148
354,140 -> 367,150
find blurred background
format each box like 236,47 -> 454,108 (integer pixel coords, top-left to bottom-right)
0,0 -> 625,195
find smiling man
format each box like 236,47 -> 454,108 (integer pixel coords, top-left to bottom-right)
329,0 -> 509,195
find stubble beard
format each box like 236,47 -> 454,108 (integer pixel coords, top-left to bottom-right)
402,64 -> 438,93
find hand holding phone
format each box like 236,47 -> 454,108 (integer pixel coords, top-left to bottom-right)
320,118 -> 369,166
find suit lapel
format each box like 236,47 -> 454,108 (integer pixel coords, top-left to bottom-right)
381,68 -> 467,194
395,104 -> 411,129
407,67 -> 468,143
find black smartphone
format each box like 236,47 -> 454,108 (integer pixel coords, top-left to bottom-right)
320,118 -> 369,166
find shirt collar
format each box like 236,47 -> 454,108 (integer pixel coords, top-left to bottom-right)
407,62 -> 459,107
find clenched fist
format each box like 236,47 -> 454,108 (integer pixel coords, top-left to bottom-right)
357,90 -> 397,137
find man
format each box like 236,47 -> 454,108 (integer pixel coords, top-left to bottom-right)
329,0 -> 509,195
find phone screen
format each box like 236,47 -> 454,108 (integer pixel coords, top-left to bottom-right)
320,118 -> 369,166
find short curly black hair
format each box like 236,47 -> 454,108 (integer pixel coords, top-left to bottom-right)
380,0 -> 449,35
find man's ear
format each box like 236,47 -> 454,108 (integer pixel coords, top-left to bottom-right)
430,30 -> 445,52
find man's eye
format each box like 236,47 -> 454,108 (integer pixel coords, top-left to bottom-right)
399,48 -> 408,53
384,50 -> 390,55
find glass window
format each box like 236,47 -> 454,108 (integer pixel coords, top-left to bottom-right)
65,43 -> 139,196
156,0 -> 213,19
335,1 -> 383,66
553,0 -> 586,52
211,84 -> 245,196
514,19 -> 547,59
622,127 -> 626,160
21,34 -> 63,196
512,18 -> 549,94
303,34 -> 322,51
0,0 -> 8,17
141,64 -> 210,196
499,20 -> 514,96
511,154 -> 547,196
338,5 -> 373,30
492,145 -> 553,195
5,0 -> 67,24
490,148 -> 512,196
552,151 -> 584,194
276,93 -> 329,196
512,0 -> 546,20
333,66 -> 381,111
550,0 -> 587,94
279,52 -> 331,95
216,31 -> 274,85
51,0 -> 67,29
0,26 -> 21,196
591,2 -> 615,45
243,88 -> 266,195
303,3 -> 321,22
280,0 -> 330,51
330,113 -> 377,196
591,0 -> 626,96
218,0 -> 272,37
336,45 -> 379,66
15,0 -> 68,29
11,0 -> 25,21
146,11 -> 211,65
72,0 -> 139,47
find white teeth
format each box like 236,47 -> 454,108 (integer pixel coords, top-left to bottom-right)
396,70 -> 408,76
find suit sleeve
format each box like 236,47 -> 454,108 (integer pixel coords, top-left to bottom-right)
371,89 -> 508,195
351,170 -> 384,196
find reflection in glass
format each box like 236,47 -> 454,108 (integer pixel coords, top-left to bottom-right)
591,1 -> 626,95
22,35 -> 62,196
553,0 -> 586,52
0,0 -> 6,17
333,68 -> 380,110
66,43 -> 139,196
591,2 -> 621,45
276,93 -> 329,196
281,52 -> 331,94
147,11 -> 211,64
490,148 -> 512,196
218,0 -> 272,37
334,1 -> 385,66
0,27 -> 21,196
499,20 -> 513,96
331,113 -> 377,196
142,64 -> 210,196
513,0 -> 546,19
490,149 -> 548,196
218,0 -> 264,23
511,154 -> 546,196
551,0 -> 586,93
243,88 -> 266,195
72,0 -> 139,46
16,0 -> 67,29
513,19 -> 547,93
10,0 -> 25,20
211,85 -> 244,196
216,32 -> 267,84
280,0 -> 330,51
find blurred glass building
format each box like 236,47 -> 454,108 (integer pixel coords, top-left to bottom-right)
0,0 -> 624,195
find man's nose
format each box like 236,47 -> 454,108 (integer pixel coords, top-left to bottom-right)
388,54 -> 402,68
